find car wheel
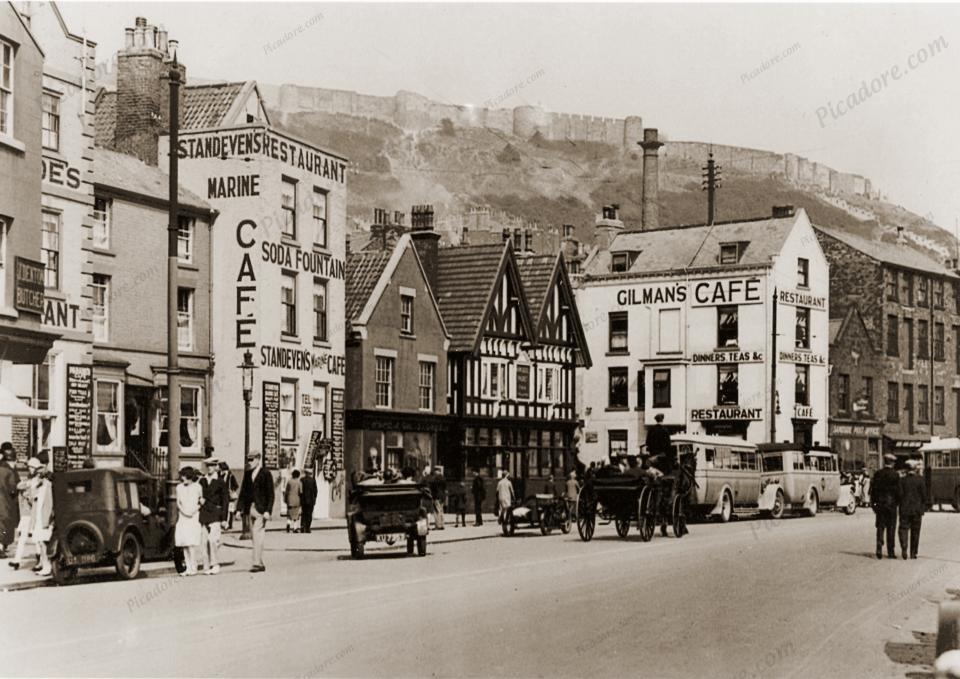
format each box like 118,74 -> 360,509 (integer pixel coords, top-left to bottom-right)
115,532 -> 142,580
718,490 -> 733,523
50,544 -> 77,586
805,489 -> 819,517
770,489 -> 785,520
416,536 -> 427,556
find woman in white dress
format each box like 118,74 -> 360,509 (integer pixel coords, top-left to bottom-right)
175,467 -> 202,576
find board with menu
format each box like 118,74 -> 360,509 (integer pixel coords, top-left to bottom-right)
66,364 -> 93,469
262,381 -> 280,469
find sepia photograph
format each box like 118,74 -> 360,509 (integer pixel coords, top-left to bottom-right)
0,1 -> 959,677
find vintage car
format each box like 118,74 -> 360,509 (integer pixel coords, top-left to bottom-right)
757,444 -> 844,518
501,493 -> 571,537
347,483 -> 430,558
49,467 -> 175,585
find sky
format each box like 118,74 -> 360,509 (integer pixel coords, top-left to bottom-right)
57,1 -> 960,233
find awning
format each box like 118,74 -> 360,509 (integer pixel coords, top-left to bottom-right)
0,383 -> 53,419
0,322 -> 59,364
883,433 -> 930,450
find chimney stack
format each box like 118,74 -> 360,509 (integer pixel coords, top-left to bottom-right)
639,128 -> 664,230
410,204 -> 440,294
896,226 -> 906,244
771,205 -> 795,218
594,204 -> 624,251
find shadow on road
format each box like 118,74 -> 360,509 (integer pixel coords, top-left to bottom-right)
885,630 -> 936,679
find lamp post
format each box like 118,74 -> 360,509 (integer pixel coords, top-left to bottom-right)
239,349 -> 256,539
165,57 -> 182,521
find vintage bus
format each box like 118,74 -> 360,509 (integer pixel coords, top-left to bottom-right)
671,434 -> 762,522
918,437 -> 960,510
756,444 -> 845,518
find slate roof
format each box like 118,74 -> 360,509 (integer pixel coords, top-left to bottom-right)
93,89 -> 117,146
345,250 -> 392,322
436,244 -> 508,352
516,254 -> 557,320
182,82 -> 247,130
586,213 -> 801,276
814,224 -> 957,277
92,148 -> 210,211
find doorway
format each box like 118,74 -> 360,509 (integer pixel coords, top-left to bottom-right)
124,386 -> 153,470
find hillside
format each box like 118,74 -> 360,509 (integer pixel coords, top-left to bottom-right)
272,103 -> 956,263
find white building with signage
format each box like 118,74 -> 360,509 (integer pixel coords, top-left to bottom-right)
158,97 -> 348,517
575,206 -> 829,463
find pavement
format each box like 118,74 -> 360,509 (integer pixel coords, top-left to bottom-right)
2,508 -> 959,677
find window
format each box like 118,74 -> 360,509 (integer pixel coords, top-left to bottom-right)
313,279 -> 327,342
538,365 -> 558,402
797,258 -> 809,288
905,318 -> 914,369
653,369 -> 671,408
719,243 -> 739,265
93,197 -> 111,249
901,272 -> 912,306
935,386 -> 945,424
177,288 -> 194,351
0,40 -> 13,135
886,271 -> 899,302
717,365 -> 739,405
611,253 -> 629,273
886,315 -> 899,357
157,385 -> 202,450
311,383 -> 327,437
41,93 -> 60,150
312,188 -> 327,248
177,216 -> 194,263
281,177 -> 297,239
862,376 -> 874,415
935,280 -> 945,309
717,306 -> 738,348
608,430 -> 628,458
886,382 -> 899,423
838,374 -> 850,412
41,211 -> 60,289
637,369 -> 645,410
918,277 -> 929,307
95,380 -> 121,451
419,361 -> 435,411
483,361 -> 507,400
918,319 -> 929,359
375,357 -> 394,408
956,326 -> 960,372
280,380 -> 297,440
281,272 -> 297,335
609,312 -> 628,352
516,364 -> 530,400
92,274 -> 110,342
935,323 -> 945,361
659,308 -> 681,353
400,294 -> 414,334
918,384 -> 929,424
795,308 -> 810,349
0,218 -> 6,302
795,365 -> 809,407
608,367 -> 628,409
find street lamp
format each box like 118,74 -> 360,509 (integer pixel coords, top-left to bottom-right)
239,349 -> 256,540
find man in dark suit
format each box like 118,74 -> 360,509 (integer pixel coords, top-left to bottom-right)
645,415 -> 674,474
300,468 -> 319,533
871,454 -> 901,559
898,459 -> 927,559
428,467 -> 447,530
471,469 -> 486,526
199,457 -> 229,574
238,450 -> 274,572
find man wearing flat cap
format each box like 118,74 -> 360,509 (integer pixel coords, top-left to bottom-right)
870,453 -> 901,559
898,458 -> 927,559
238,450 -> 274,572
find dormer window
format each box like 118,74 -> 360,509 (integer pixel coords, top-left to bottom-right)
719,243 -> 740,265
611,253 -> 629,273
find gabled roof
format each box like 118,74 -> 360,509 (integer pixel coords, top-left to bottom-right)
92,148 -> 211,211
94,88 -> 117,143
182,81 -> 270,130
7,1 -> 44,56
586,211 -> 805,277
829,307 -> 874,350
814,224 -> 957,278
435,243 -> 535,353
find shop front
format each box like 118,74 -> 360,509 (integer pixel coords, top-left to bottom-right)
829,419 -> 882,472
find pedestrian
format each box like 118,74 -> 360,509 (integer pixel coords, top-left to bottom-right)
0,442 -> 19,559
31,465 -> 53,577
9,457 -> 41,570
238,450 -> 274,573
300,468 -> 318,533
452,481 -> 467,527
199,458 -> 228,575
219,461 -> 240,531
565,470 -> 579,516
175,467 -> 202,576
898,459 -> 927,560
285,469 -> 302,533
471,469 -> 485,526
870,453 -> 901,559
428,466 -> 447,530
645,413 -> 674,472
497,470 -> 515,526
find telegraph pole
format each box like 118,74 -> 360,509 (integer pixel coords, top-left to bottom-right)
165,57 -> 182,520
702,151 -> 722,225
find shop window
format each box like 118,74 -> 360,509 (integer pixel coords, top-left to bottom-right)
918,319 -> 929,359
313,278 -> 327,342
311,382 -> 327,437
717,306 -> 738,348
95,380 -> 121,452
886,382 -> 899,423
0,40 -> 13,135
157,385 -> 202,451
281,272 -> 297,336
419,361 -> 435,411
41,210 -> 60,289
177,216 -> 194,263
797,258 -> 809,288
609,312 -> 628,352
400,294 -> 414,335
281,177 -> 297,239
41,93 -> 60,150
280,380 -> 297,440
312,188 -> 327,248
177,288 -> 193,351
653,369 -> 671,408
795,365 -> 809,407
93,197 -> 111,249
717,365 -> 738,405
608,367 -> 628,409
375,356 -> 394,408
795,308 -> 810,349
885,315 -> 899,357
608,430 -> 628,458
92,274 -> 110,342
838,374 -> 850,412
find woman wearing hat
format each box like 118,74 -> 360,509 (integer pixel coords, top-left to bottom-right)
175,467 -> 203,576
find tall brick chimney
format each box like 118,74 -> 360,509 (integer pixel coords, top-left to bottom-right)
115,17 -> 186,165
639,128 -> 663,230
410,204 -> 440,294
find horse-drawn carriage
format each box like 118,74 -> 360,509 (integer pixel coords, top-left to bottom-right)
576,456 -> 696,542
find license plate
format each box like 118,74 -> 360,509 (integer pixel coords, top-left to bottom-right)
69,552 -> 100,566
376,534 -> 398,543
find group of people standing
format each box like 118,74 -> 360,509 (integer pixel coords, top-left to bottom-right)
173,456 -> 236,576
0,443 -> 53,576
871,453 -> 928,559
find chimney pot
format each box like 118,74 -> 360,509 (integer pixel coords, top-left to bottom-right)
134,26 -> 145,47
135,16 -> 148,28
158,30 -> 168,55
124,27 -> 135,48
168,39 -> 179,60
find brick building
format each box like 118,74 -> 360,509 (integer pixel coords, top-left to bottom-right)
815,225 -> 960,457
828,307 -> 883,471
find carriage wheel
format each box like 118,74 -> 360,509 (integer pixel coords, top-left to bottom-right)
637,487 -> 655,542
576,489 -> 596,542
615,517 -> 631,539
559,503 -> 572,534
672,495 -> 688,538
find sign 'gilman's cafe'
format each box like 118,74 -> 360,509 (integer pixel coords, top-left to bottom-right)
575,207 -> 831,464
